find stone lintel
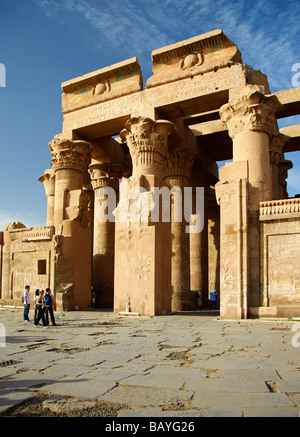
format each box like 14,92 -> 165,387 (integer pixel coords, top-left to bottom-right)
274,87 -> 300,119
280,124 -> 300,153
62,57 -> 143,113
61,63 -> 245,136
147,29 -> 242,88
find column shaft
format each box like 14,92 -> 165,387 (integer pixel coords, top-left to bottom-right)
49,137 -> 92,310
114,117 -> 174,316
218,87 -> 282,317
89,163 -> 119,308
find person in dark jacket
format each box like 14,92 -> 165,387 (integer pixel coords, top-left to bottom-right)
44,288 -> 57,326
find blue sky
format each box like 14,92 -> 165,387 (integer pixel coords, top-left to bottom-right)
0,0 -> 299,229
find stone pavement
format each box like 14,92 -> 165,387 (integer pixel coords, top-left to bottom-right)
0,307 -> 299,417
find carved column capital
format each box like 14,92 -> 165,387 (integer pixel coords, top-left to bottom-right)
270,132 -> 288,154
49,137 -> 92,173
38,169 -> 55,197
120,117 -> 174,176
220,88 -> 282,139
88,162 -> 121,191
164,148 -> 196,186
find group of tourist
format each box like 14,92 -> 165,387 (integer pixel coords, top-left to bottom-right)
23,285 -> 56,328
194,288 -> 219,313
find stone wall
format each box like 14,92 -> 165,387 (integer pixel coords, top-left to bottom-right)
253,198 -> 300,318
0,224 -> 54,306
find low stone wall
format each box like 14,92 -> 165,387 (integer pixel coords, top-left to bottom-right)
259,198 -> 300,318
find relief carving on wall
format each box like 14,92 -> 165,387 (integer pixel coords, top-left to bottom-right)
64,189 -> 91,228
179,53 -> 204,70
91,81 -> 111,96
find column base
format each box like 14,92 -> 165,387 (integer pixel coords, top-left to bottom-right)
171,298 -> 194,312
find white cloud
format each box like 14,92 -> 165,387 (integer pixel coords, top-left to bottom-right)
33,0 -> 300,91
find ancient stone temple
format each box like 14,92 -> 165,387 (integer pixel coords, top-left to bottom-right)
1,29 -> 300,318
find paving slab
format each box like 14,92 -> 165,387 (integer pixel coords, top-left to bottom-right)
118,407 -> 203,417
190,356 -> 260,370
201,408 -> 244,417
0,390 -> 35,413
1,308 -> 300,417
41,363 -> 93,379
99,385 -> 194,408
185,377 -> 268,393
192,391 -> 295,409
42,377 -> 117,399
244,407 -> 299,417
0,371 -> 53,390
289,393 -> 300,406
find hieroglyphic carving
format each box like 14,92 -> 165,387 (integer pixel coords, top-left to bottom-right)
63,189 -> 91,227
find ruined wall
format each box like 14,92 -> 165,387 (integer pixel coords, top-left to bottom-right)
0,224 -> 53,305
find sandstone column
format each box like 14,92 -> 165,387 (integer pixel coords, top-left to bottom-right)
39,169 -> 55,226
220,88 -> 282,204
114,117 -> 174,316
217,86 -> 282,318
269,133 -> 292,199
189,169 -> 211,308
89,162 -> 120,308
49,137 -> 92,310
164,149 -> 195,311
49,138 -> 92,229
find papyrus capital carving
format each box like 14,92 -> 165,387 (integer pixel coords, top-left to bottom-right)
38,169 -> 55,197
49,138 -> 92,173
120,117 -> 174,175
164,148 -> 196,184
88,162 -> 121,191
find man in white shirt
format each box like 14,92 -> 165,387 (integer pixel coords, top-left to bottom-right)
23,285 -> 30,322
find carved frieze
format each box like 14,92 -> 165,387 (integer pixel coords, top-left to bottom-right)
179,53 -> 203,70
61,57 -> 142,113
147,29 -> 242,88
260,198 -> 300,219
63,189 -> 91,228
92,81 -> 110,96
